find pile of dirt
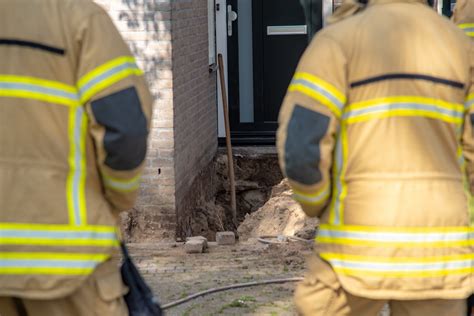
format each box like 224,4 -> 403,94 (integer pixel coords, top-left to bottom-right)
214,150 -> 283,223
237,180 -> 319,240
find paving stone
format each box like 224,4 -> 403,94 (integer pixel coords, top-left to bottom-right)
216,231 -> 236,245
185,239 -> 205,254
186,236 -> 208,250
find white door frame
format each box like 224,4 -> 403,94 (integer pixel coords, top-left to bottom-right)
216,0 -> 228,138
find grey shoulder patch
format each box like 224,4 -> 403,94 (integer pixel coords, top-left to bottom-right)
91,87 -> 148,170
284,105 -> 330,185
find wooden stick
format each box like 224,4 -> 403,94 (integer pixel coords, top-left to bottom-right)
217,54 -> 237,225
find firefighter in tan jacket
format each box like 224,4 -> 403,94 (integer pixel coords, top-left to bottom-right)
0,0 -> 152,315
277,0 -> 474,315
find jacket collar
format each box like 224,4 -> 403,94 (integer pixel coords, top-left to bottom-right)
369,0 -> 427,4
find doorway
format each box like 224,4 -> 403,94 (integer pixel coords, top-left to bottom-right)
225,0 -> 322,144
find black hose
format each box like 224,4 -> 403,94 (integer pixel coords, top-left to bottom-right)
162,277 -> 304,309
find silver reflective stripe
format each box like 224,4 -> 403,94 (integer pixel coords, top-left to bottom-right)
72,106 -> 86,225
293,186 -> 330,205
0,229 -> 116,240
0,82 -> 78,101
79,62 -> 140,98
330,128 -> 344,225
460,27 -> 474,33
318,229 -> 473,243
0,259 -> 99,268
291,78 -> 344,111
343,102 -> 463,121
466,98 -> 474,111
103,175 -> 141,192
328,258 -> 472,272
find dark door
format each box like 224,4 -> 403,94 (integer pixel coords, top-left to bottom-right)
227,0 -> 320,144
441,0 -> 456,17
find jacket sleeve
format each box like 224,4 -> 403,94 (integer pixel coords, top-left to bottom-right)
463,46 -> 474,195
277,33 -> 347,218
76,8 -> 153,212
452,0 -> 474,37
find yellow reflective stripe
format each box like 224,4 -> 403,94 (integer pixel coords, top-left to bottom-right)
0,252 -> 109,275
317,224 -> 473,247
320,252 -> 474,263
322,252 -> 473,277
294,72 -> 346,104
346,109 -> 462,125
329,132 -> 341,224
78,56 -> 143,103
0,238 -> 120,247
102,173 -> 142,193
0,75 -> 79,107
0,223 -> 118,247
317,237 -> 473,247
467,93 -> 474,111
289,84 -> 342,117
344,96 -> 463,125
0,267 -> 95,275
67,108 -> 77,225
329,122 -> 348,225
332,267 -> 471,277
289,72 -> 346,118
459,23 -> 474,37
339,123 -> 349,224
346,96 -> 463,112
0,253 -> 109,260
319,224 -> 473,233
78,109 -> 88,224
293,182 -> 330,206
66,106 -> 88,226
0,75 -> 76,93
316,224 -> 474,248
0,223 -> 116,232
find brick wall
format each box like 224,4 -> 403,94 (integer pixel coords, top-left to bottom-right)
95,0 -> 177,240
95,0 -> 218,240
171,0 -> 218,236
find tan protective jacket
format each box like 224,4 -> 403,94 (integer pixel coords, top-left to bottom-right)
453,0 -> 474,38
277,0 -> 473,300
0,0 -> 152,299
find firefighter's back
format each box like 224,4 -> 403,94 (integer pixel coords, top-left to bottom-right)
319,1 -> 472,228
314,0 -> 473,300
0,0 -> 151,308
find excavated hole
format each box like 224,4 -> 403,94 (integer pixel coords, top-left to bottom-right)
180,148 -> 283,241
215,148 -> 283,230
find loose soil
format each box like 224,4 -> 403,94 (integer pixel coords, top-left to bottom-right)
237,180 -> 319,241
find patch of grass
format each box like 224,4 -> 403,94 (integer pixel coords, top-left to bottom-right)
238,295 -> 257,302
270,312 -> 278,316
217,296 -> 256,313
228,300 -> 248,308
283,265 -> 289,272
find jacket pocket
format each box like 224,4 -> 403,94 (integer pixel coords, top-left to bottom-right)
96,270 -> 129,302
308,255 -> 341,291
